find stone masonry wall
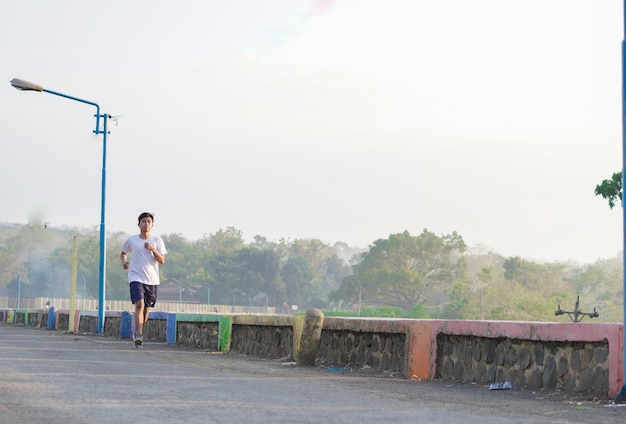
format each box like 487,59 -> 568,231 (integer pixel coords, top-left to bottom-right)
436,335 -> 609,396
316,330 -> 406,374
15,311 -> 26,325
75,315 -> 122,337
143,319 -> 167,342
3,309 -> 620,397
25,312 -> 44,328
177,321 -> 219,350
230,324 -> 293,359
57,313 -> 69,331
79,315 -> 98,333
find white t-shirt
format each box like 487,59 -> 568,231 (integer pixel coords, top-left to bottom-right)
121,235 -> 167,285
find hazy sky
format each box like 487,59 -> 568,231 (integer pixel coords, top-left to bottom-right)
1,0 -> 623,263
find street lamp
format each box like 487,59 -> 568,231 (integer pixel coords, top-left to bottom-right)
9,78 -> 109,334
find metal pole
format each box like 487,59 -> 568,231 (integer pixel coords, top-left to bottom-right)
13,272 -> 21,309
615,0 -> 626,402
69,236 -> 78,333
97,113 -> 108,333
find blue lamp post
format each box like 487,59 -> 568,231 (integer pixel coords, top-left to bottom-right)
613,0 -> 626,402
9,78 -> 109,334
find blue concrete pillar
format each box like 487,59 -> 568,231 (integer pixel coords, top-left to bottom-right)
47,307 -> 56,330
166,313 -> 177,344
119,311 -> 132,339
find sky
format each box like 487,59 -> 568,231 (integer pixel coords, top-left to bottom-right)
0,0 -> 624,264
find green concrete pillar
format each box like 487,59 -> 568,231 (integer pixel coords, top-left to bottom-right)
297,308 -> 324,366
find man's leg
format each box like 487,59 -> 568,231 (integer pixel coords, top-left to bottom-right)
133,301 -> 145,348
134,301 -> 145,336
142,306 -> 149,331
130,282 -> 145,347
141,285 -> 156,337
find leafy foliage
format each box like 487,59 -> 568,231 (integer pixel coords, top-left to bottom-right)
338,230 -> 467,311
595,171 -> 622,209
0,222 -> 622,323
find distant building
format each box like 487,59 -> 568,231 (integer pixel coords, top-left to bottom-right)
158,279 -> 200,303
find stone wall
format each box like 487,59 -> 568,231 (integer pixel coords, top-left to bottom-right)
1,308 -> 622,398
316,329 -> 406,374
28,312 -> 44,328
230,324 -> 294,359
103,316 -> 122,337
176,321 -> 219,350
149,319 -> 167,341
57,313 -> 70,331
79,315 -> 98,334
436,335 -> 609,396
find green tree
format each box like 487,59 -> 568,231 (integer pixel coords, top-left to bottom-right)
351,229 -> 467,311
280,256 -> 314,307
280,238 -> 349,307
563,261 -> 623,322
207,227 -> 245,254
474,266 -> 494,320
230,247 -> 283,306
325,254 -> 351,289
500,257 -> 568,320
441,279 -> 470,319
183,227 -> 245,304
161,233 -> 192,282
595,171 -> 622,209
106,232 -> 132,300
329,275 -> 363,314
210,253 -> 239,304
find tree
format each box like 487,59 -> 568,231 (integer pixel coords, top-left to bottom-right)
229,247 -> 283,306
280,256 -> 314,307
324,254 -> 351,289
503,256 -> 535,282
207,227 -> 245,254
350,229 -> 467,311
475,266 -> 494,320
2,221 -> 623,322
501,257 -> 569,320
105,232 -> 132,300
279,238 -> 349,307
329,275 -> 363,314
595,171 -> 622,209
563,261 -> 623,322
161,233 -> 193,282
182,227 -> 245,304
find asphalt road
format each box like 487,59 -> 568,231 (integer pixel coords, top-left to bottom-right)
0,323 -> 624,424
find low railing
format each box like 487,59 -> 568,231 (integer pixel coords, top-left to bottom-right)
0,296 -> 276,314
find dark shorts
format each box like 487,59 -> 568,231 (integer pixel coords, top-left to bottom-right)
130,281 -> 158,307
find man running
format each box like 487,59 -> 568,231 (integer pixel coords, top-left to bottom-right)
120,212 -> 167,348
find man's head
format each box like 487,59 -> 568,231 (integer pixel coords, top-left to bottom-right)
138,212 -> 154,224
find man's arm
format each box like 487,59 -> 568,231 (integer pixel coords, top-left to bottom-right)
120,252 -> 129,269
144,243 -> 165,264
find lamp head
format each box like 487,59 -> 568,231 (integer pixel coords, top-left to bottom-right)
10,78 -> 43,92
